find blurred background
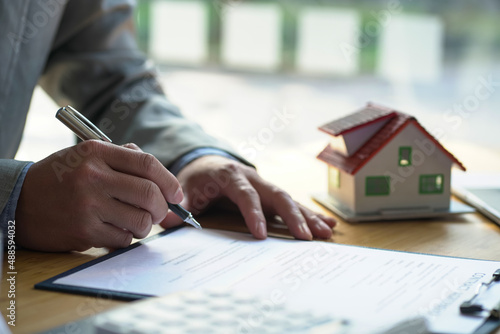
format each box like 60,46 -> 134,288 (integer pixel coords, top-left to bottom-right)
18,0 -> 500,186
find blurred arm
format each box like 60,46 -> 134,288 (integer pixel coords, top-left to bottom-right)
39,0 -> 247,168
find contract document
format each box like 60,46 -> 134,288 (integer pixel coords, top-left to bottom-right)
38,228 -> 500,333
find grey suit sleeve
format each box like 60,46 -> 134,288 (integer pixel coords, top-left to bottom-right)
39,0 -> 245,168
0,160 -> 31,217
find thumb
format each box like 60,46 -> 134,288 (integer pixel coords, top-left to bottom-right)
160,211 -> 184,229
159,195 -> 201,229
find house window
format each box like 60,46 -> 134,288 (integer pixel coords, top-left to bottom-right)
366,176 -> 390,196
399,146 -> 412,166
329,167 -> 340,189
419,174 -> 444,194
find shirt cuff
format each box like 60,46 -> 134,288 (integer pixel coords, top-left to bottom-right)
1,163 -> 33,243
168,148 -> 239,175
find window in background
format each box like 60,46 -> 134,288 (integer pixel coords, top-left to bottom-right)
136,1 -> 500,81
377,14 -> 444,84
220,3 -> 282,71
149,1 -> 209,65
296,8 -> 360,76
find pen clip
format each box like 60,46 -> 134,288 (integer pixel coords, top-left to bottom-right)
56,105 -> 112,142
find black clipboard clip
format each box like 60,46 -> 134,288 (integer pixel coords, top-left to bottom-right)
460,269 -> 500,318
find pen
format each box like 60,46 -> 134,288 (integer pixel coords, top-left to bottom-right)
55,105 -> 202,230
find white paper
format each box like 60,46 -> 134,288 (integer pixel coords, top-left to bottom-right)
55,228 -> 500,333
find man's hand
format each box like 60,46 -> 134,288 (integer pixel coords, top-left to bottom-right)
160,155 -> 336,240
15,141 -> 183,252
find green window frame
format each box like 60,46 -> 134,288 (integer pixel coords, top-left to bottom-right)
419,174 -> 444,194
399,146 -> 412,166
365,176 -> 390,196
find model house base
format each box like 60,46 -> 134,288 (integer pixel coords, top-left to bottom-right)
313,192 -> 474,222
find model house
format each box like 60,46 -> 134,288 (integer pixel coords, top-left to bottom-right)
316,103 -> 466,220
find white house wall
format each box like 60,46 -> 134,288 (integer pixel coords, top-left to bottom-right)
354,122 -> 452,214
328,167 -> 355,212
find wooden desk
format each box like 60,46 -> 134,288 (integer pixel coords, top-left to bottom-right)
3,205 -> 500,334
2,155 -> 500,334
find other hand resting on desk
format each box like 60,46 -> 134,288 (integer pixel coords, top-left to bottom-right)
160,155 -> 336,241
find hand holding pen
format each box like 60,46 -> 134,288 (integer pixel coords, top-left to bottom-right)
14,106 -> 199,252
56,105 -> 201,229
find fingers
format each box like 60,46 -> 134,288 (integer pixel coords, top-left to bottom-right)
75,141 -> 181,243
89,221 -> 134,250
238,165 -> 335,240
160,209 -> 184,229
254,181 -> 313,241
160,193 -> 194,229
98,197 -> 154,239
317,213 -> 337,228
173,156 -> 336,241
103,171 -> 169,225
223,174 -> 267,239
15,141 -> 184,252
298,206 -> 334,239
122,143 -> 142,151
85,140 -> 183,204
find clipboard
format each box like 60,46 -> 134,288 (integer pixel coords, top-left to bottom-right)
34,227 -> 500,334
35,226 -> 183,301
461,269 -> 500,334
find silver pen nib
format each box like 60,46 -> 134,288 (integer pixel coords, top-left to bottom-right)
185,214 -> 202,229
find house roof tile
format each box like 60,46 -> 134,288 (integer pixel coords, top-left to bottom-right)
317,104 -> 466,174
318,103 -> 396,136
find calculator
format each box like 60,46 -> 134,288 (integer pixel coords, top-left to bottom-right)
93,289 -> 350,334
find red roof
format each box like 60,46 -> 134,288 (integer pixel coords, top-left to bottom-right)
319,103 -> 396,136
317,104 -> 466,174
